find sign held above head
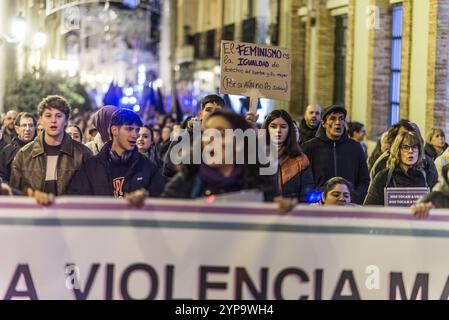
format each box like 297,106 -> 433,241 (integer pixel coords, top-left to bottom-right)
220,40 -> 292,114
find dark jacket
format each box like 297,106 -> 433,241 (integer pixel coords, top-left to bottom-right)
0,139 -> 6,153
66,141 -> 165,197
364,167 -> 428,206
424,143 -> 448,161
0,137 -> 28,183
10,133 -> 92,195
162,165 -> 275,201
301,125 -> 370,204
299,119 -> 318,144
1,128 -> 17,146
274,155 -> 315,202
142,144 -> 162,169
371,152 -> 438,189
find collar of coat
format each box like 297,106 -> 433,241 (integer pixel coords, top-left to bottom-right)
31,132 -> 75,158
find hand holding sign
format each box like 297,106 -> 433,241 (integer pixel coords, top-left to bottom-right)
220,40 -> 291,123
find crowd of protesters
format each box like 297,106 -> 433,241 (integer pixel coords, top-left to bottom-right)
0,93 -> 446,217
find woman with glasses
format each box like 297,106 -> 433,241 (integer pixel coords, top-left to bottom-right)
364,131 -> 427,206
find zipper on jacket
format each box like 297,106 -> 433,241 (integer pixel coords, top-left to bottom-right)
333,142 -> 337,176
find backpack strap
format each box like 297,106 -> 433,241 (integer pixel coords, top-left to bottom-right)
385,169 -> 394,188
420,169 -> 428,188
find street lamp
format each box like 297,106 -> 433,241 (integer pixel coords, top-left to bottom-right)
33,32 -> 47,48
11,14 -> 27,42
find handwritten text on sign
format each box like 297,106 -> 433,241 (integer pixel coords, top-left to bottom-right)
220,40 -> 291,101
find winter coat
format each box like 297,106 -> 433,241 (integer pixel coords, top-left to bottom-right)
10,133 -> 92,195
364,167 -> 428,206
301,125 -> 370,204
0,137 -> 28,183
370,151 -> 438,189
425,143 -> 448,161
66,141 -> 165,197
275,154 -> 315,202
162,165 -> 275,201
299,119 -> 318,144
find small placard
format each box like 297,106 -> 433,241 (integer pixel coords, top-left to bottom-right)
384,187 -> 430,207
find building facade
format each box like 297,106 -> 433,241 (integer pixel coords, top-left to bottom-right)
173,0 -> 449,139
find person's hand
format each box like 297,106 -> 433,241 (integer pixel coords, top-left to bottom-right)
27,188 -> 54,206
0,183 -> 12,196
274,196 -> 298,214
245,112 -> 259,128
125,188 -> 149,208
411,202 -> 433,219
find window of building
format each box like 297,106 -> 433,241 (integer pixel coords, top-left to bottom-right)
389,4 -> 403,126
333,14 -> 348,106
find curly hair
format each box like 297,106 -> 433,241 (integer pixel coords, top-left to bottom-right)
387,131 -> 424,171
37,95 -> 71,119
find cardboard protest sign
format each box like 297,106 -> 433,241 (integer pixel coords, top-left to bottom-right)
220,40 -> 291,112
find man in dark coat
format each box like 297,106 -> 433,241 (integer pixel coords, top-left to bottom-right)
0,112 -> 37,183
299,104 -> 322,143
302,105 -> 370,204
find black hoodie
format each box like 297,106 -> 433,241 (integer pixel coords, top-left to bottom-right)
302,125 -> 370,204
66,141 -> 165,197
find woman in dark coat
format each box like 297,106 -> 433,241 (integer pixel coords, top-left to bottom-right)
424,127 -> 448,160
137,125 -> 162,168
364,131 -> 428,206
162,111 -> 280,203
262,110 -> 315,203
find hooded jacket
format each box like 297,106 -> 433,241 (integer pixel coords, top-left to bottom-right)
66,141 -> 165,197
301,125 -> 370,204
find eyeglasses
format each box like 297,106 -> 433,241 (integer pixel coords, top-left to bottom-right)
401,144 -> 419,152
19,124 -> 35,129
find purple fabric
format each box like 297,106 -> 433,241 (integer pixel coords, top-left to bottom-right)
199,164 -> 244,191
92,105 -> 119,143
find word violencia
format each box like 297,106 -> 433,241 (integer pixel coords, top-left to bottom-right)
0,263 -> 447,300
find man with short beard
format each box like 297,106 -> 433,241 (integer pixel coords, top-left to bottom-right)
299,104 -> 321,143
1,110 -> 18,146
0,112 -> 37,183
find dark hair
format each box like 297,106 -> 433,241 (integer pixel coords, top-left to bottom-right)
141,124 -> 154,141
182,110 -> 267,190
322,177 -> 353,199
66,123 -> 83,141
348,121 -> 365,138
201,94 -> 225,110
262,109 -> 303,158
109,109 -> 143,137
37,95 -> 71,119
387,119 -> 421,146
368,139 -> 382,172
14,112 -> 37,127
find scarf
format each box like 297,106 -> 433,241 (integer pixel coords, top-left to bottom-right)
278,152 -> 310,190
199,164 -> 244,191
